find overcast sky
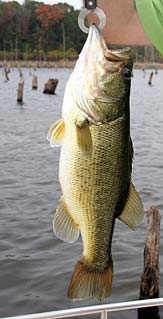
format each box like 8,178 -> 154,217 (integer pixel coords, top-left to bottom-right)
1,0 -> 83,9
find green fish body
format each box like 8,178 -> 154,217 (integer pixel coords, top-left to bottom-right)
48,25 -> 144,301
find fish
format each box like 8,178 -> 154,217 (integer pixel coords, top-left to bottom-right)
47,24 -> 144,301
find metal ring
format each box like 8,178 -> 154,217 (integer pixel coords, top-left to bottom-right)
78,7 -> 106,34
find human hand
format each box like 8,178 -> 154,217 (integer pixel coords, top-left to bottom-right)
86,0 -> 152,45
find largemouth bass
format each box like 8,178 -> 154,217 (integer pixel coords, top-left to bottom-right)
47,24 -> 144,301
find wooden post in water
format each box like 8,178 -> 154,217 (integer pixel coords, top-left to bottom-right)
17,82 -> 24,103
32,73 -> 38,90
138,206 -> 161,319
142,68 -> 145,79
17,83 -> 23,104
19,69 -> 24,86
17,71 -> 24,104
4,67 -> 10,81
43,78 -> 58,94
148,71 -> 154,85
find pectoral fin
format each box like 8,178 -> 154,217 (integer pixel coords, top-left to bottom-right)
75,120 -> 92,155
47,119 -> 65,147
53,196 -> 80,243
118,182 -> 144,230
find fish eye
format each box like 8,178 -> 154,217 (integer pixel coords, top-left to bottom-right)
122,68 -> 132,80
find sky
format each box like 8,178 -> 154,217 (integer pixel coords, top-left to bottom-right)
1,0 -> 83,9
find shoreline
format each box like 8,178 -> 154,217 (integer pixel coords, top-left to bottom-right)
1,60 -> 163,69
0,60 -> 76,69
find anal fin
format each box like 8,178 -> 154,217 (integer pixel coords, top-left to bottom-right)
118,182 -> 144,230
53,196 -> 80,243
47,119 -> 65,147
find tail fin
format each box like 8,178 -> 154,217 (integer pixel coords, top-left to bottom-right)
67,258 -> 113,301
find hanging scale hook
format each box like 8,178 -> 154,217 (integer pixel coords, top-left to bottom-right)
78,0 -> 106,33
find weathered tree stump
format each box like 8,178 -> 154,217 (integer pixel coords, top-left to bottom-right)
138,206 -> 161,319
4,67 -> 10,81
17,82 -> 24,104
148,71 -> 154,85
19,71 -> 24,87
43,78 -> 58,94
142,68 -> 146,78
32,74 -> 38,90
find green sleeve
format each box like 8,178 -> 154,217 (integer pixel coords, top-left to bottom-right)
135,0 -> 163,54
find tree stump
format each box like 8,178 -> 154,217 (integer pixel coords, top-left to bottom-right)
138,206 -> 161,319
43,78 -> 58,94
32,74 -> 38,90
148,71 -> 154,85
4,67 -> 10,81
19,71 -> 24,87
17,83 -> 24,104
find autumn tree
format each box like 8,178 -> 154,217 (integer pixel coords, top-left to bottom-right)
0,1 -> 88,60
35,4 -> 65,30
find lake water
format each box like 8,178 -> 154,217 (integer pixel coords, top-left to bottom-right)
0,67 -> 163,319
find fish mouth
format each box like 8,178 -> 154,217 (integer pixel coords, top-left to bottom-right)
87,24 -> 131,63
76,24 -> 132,89
70,24 -> 132,123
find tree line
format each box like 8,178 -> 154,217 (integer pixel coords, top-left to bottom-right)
0,0 -> 87,61
0,0 -> 163,63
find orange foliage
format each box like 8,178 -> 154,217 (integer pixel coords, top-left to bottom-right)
35,4 -> 65,30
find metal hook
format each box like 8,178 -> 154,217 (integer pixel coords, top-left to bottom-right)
78,3 -> 106,34
84,0 -> 97,10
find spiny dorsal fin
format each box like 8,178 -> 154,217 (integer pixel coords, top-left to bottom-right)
118,182 -> 144,230
47,119 -> 65,147
76,124 -> 92,155
53,196 -> 80,243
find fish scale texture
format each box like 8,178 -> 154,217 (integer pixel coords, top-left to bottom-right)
59,114 -> 130,270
